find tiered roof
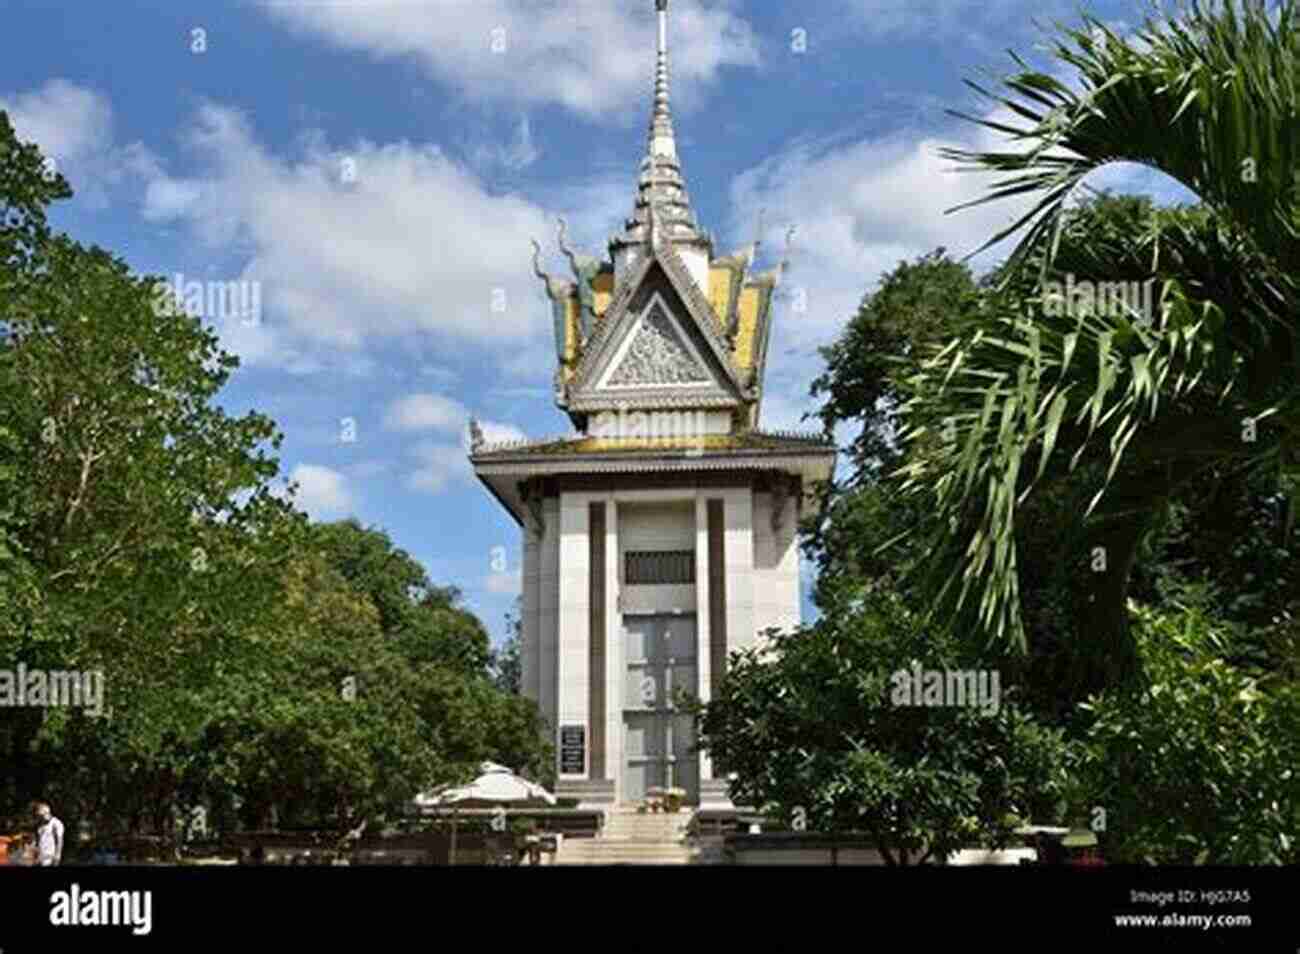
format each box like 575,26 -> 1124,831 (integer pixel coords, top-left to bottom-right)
471,0 -> 834,524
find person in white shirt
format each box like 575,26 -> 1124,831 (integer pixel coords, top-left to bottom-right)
33,801 -> 64,866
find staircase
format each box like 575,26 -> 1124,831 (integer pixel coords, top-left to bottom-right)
554,809 -> 696,865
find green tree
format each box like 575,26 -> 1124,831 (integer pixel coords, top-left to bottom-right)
1077,599 -> 1300,863
805,250 -> 985,606
490,597 -> 523,695
893,1 -> 1300,678
0,113 -> 550,841
312,519 -> 491,675
0,125 -> 304,817
685,588 -> 1070,864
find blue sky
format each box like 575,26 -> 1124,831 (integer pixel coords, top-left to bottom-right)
2,0 -> 1190,647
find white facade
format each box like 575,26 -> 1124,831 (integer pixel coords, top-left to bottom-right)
516,483 -> 802,808
476,0 -> 835,814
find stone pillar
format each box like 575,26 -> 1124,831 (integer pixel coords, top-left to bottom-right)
693,494 -> 714,784
698,494 -> 735,808
556,493 -> 590,794
604,498 -> 621,800
588,500 -> 607,781
538,495 -> 561,739
522,502 -> 541,705
723,488 -> 755,655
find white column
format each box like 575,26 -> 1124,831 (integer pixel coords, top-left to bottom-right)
538,495 -> 561,737
605,497 -> 622,799
772,486 -> 802,637
724,488 -> 756,655
557,493 -> 590,778
522,511 -> 540,704
693,493 -> 713,782
751,487 -> 800,651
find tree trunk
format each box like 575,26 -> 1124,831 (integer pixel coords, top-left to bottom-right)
1080,407 -> 1253,690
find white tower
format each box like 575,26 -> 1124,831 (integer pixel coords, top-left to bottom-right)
471,0 -> 834,810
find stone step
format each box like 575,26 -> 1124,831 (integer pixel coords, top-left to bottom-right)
562,840 -> 692,853
605,821 -> 691,831
555,838 -> 715,865
597,811 -> 694,851
606,819 -> 686,826
558,865 -> 693,868
605,815 -> 690,825
556,853 -> 694,865
562,846 -> 693,856
603,832 -> 687,841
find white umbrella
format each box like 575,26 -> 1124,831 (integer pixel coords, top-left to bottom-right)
414,764 -> 556,867
416,763 -> 556,808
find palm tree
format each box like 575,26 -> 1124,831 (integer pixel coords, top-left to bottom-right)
891,0 -> 1300,684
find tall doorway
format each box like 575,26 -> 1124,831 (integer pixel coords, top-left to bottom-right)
621,614 -> 699,805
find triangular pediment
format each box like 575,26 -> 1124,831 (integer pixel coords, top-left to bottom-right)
565,250 -> 749,415
600,295 -> 712,389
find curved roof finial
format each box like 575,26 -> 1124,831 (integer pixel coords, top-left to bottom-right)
530,238 -> 546,282
531,238 -> 573,300
557,216 -> 577,270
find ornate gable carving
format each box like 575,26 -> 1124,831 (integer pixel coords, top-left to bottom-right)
563,244 -> 750,413
605,299 -> 710,387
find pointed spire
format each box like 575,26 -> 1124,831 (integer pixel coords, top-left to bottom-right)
648,0 -> 676,160
608,0 -> 709,265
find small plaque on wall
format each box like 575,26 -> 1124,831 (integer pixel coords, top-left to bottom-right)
559,724 -> 586,775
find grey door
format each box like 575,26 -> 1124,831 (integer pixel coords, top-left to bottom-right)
622,614 -> 698,804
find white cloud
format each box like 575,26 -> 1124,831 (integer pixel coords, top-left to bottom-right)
382,394 -> 526,447
148,103 -> 639,376
142,177 -> 203,221
257,0 -> 759,118
478,420 -> 527,445
466,116 -> 540,172
0,79 -> 161,209
728,128 -> 1022,336
726,61 -> 1183,479
384,393 -> 469,433
720,84 -> 1145,439
406,441 -> 470,495
3,79 -> 111,160
288,463 -> 355,517
717,123 -> 1024,421
404,417 -> 525,495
